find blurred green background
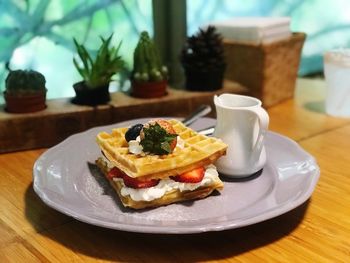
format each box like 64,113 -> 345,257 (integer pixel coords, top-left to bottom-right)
1,0 -> 350,101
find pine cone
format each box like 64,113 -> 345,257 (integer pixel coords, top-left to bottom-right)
181,26 -> 225,71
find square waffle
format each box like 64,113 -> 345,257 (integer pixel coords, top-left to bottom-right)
95,157 -> 224,209
96,119 -> 227,180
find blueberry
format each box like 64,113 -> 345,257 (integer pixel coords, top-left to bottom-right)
125,124 -> 143,142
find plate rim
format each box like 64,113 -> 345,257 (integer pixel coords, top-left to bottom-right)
33,117 -> 320,234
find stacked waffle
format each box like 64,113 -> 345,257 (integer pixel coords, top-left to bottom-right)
96,119 -> 227,209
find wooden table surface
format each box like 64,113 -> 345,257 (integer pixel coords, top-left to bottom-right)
1,79 -> 350,262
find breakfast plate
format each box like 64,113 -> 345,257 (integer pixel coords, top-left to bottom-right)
33,117 -> 320,234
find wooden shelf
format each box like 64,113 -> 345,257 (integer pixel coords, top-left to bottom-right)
0,82 -> 247,153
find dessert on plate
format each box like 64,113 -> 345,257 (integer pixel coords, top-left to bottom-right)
95,119 -> 227,209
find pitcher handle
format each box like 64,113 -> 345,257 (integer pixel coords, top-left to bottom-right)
250,107 -> 269,156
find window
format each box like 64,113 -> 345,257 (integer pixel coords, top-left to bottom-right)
0,0 -> 153,101
187,0 -> 350,75
2,0 -> 350,103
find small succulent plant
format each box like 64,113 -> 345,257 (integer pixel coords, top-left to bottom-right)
181,26 -> 226,72
5,69 -> 46,95
132,31 -> 168,83
73,34 -> 125,89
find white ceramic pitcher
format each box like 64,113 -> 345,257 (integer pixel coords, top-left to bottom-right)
213,94 -> 269,177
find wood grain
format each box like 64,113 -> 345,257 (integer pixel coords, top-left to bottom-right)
1,79 -> 350,262
0,82 -> 248,154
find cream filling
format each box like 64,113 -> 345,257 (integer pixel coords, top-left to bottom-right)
113,164 -> 219,202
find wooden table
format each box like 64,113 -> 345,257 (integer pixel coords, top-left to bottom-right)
1,79 -> 350,262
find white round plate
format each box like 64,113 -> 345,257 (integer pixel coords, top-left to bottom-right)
33,117 -> 320,234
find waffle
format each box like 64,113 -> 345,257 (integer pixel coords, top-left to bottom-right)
96,157 -> 224,209
96,119 -> 227,180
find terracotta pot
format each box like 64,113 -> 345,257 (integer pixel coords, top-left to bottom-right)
131,80 -> 167,98
184,66 -> 226,91
4,91 -> 46,113
72,81 -> 110,106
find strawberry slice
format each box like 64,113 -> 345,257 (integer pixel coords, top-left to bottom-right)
107,167 -> 124,180
173,167 -> 205,183
155,119 -> 176,134
108,167 -> 160,188
122,174 -> 160,189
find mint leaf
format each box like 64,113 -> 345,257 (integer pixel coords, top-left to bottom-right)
140,123 -> 177,154
161,142 -> 171,153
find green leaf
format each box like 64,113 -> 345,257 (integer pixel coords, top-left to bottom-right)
140,123 -> 177,155
72,34 -> 125,89
160,142 -> 171,153
73,58 -> 88,80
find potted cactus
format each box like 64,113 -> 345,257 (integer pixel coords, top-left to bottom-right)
3,69 -> 47,113
72,34 -> 125,106
131,31 -> 168,98
181,26 -> 226,91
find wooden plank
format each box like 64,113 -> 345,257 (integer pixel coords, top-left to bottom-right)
268,79 -> 350,141
0,241 -> 42,263
0,150 -> 72,237
0,83 -> 247,153
0,81 -> 350,261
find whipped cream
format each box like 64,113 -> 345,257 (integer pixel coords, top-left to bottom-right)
128,140 -> 143,155
114,165 -> 219,202
175,136 -> 185,149
101,155 -> 115,169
